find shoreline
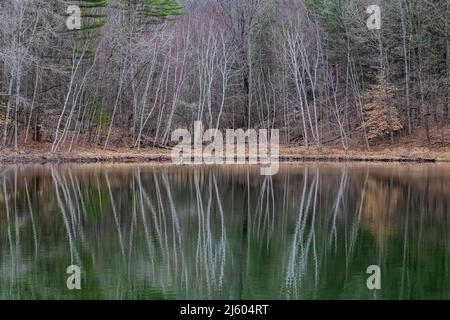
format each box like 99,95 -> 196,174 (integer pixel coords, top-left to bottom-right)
0,147 -> 447,165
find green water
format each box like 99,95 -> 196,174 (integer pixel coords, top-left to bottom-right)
0,164 -> 449,300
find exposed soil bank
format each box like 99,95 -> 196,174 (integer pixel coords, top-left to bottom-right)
0,146 -> 448,165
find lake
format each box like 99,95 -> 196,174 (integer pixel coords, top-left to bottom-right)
0,163 -> 449,299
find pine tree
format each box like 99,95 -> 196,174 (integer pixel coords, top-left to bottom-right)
139,0 -> 182,19
65,1 -> 108,57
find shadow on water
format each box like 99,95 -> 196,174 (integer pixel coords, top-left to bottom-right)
0,164 -> 449,299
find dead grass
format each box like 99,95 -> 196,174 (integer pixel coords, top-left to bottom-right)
279,146 -> 448,162
0,145 -> 172,165
2,124 -> 450,164
1,144 -> 449,164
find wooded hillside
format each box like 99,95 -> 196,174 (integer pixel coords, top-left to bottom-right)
0,0 -> 449,152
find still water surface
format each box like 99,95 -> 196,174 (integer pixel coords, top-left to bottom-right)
0,164 -> 449,299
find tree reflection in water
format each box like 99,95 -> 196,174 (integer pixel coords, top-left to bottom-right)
0,164 -> 449,299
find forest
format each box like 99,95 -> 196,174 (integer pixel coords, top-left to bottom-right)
0,0 -> 449,156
